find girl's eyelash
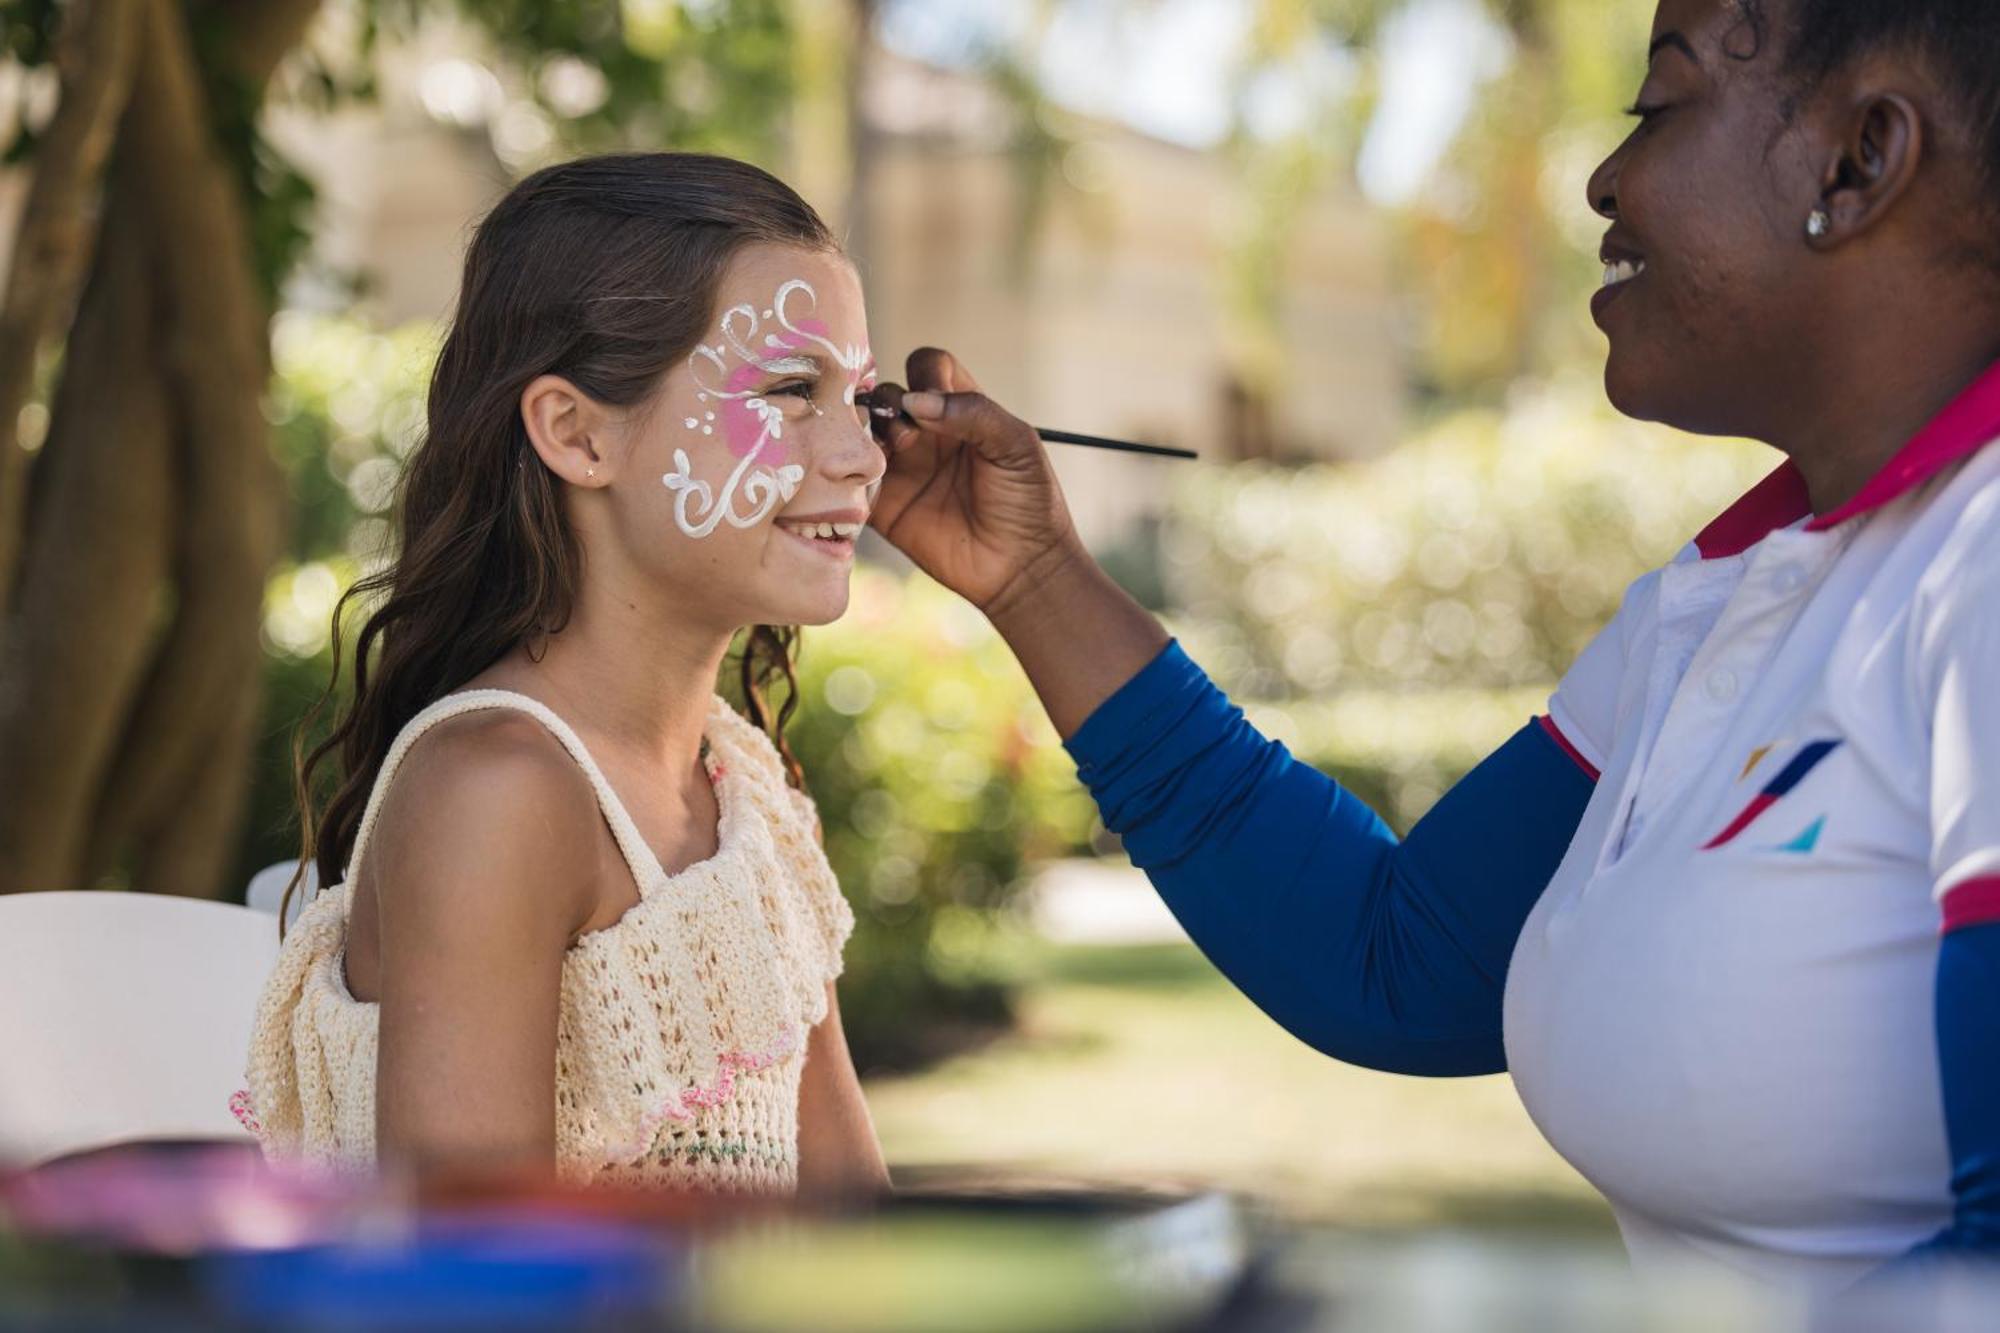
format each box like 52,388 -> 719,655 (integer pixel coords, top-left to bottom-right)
769,380 -> 817,399
1625,102 -> 1667,121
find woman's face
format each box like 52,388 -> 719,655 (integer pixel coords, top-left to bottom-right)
602,242 -> 883,632
1586,0 -> 1827,438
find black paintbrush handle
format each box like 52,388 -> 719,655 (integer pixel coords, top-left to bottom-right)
1032,427 -> 1197,460
860,392 -> 1196,460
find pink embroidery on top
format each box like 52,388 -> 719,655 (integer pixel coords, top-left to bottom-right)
229,1088 -> 265,1139
608,1027 -> 805,1165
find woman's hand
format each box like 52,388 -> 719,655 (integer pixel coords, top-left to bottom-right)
866,348 -> 1082,617
865,347 -> 1168,739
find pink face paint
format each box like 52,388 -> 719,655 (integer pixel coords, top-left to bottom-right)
717,343 -> 817,462
664,278 -> 871,540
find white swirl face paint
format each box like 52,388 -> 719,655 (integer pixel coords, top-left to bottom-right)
662,277 -> 874,540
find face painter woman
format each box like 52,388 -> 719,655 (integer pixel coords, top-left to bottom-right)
866,0 -> 2000,1301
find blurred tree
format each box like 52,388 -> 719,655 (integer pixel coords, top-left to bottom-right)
1225,0 -> 1651,403
0,0 -> 799,897
1403,0 -> 1652,396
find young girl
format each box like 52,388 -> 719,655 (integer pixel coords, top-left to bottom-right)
236,153 -> 889,1197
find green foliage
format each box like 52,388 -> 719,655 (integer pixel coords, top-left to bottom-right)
236,631 -> 352,897
780,571 -> 1099,1068
263,312 -> 435,568
1243,685 -> 1548,835
1222,0 -> 1661,399
15,1 -> 800,303
0,0 -> 57,69
445,0 -> 798,163
1161,378 -> 1774,831
1,0 -> 58,163
232,314 -> 434,893
1164,376 -> 1773,700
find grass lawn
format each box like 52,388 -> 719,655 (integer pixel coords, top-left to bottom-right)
863,942 -> 1614,1239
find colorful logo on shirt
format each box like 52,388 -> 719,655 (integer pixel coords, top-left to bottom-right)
1702,739 -> 1843,850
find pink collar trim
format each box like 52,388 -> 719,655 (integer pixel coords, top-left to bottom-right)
1692,357 -> 2000,560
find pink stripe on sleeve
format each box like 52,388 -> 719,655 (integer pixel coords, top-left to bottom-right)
1537,715 -> 1601,782
1942,876 -> 2000,933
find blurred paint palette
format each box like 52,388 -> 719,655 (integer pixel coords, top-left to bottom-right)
0,1148 -> 1254,1331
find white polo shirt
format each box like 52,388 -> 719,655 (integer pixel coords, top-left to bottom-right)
1504,363 -> 2000,1298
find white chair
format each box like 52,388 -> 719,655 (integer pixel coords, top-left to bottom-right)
0,891 -> 281,1167
244,858 -> 320,931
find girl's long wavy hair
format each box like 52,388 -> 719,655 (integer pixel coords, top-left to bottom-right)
286,153 -> 837,921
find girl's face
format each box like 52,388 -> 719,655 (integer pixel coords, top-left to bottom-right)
602,243 -> 883,632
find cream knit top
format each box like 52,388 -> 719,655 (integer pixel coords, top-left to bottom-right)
235,689 -> 853,1195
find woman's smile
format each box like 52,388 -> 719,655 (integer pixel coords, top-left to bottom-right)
1590,242 -> 1649,327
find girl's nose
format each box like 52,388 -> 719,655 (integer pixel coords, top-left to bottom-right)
818,404 -> 886,487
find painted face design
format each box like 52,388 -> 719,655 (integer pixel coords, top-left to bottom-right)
662,278 -> 874,539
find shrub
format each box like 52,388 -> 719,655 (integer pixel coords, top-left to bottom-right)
1163,377 -> 1774,700
779,569 -> 1098,1067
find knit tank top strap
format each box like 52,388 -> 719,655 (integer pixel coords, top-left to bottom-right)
342,689 -> 666,892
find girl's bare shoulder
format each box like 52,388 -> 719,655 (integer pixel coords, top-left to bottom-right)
365,708 -> 605,940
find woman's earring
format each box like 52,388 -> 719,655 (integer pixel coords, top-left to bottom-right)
586,467 -> 597,479
1806,207 -> 1831,239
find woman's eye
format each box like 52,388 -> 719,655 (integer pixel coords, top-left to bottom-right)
1624,101 -> 1670,125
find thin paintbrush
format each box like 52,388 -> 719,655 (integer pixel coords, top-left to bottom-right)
858,390 -> 1197,460
1031,428 -> 1198,460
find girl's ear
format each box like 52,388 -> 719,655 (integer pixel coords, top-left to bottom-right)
520,374 -> 610,486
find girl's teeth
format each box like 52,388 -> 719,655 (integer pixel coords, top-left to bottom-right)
780,519 -> 861,541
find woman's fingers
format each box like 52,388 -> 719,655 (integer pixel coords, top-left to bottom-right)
862,347 -> 1080,606
865,382 -> 932,460
897,387 -> 1041,470
898,348 -> 1037,466
905,346 -> 983,396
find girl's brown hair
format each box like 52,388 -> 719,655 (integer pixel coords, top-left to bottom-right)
287,152 -> 838,918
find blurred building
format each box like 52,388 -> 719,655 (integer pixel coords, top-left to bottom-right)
853,52 -> 1406,560
268,30 -> 1411,554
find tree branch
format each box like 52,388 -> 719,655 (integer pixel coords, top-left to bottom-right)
207,0 -> 330,88
0,0 -> 145,608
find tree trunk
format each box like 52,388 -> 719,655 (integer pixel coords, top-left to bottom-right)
79,0 -> 288,895
0,0 -> 318,898
0,197 -> 176,894
0,0 -> 144,603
